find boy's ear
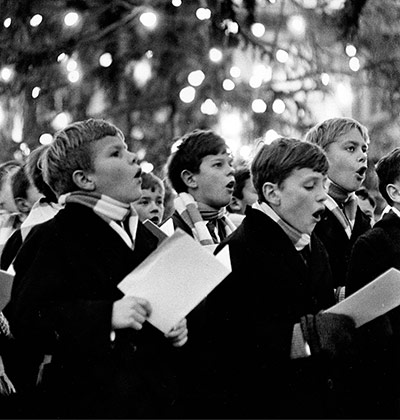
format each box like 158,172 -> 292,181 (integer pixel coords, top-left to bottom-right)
72,170 -> 96,191
262,182 -> 281,206
14,197 -> 31,214
229,196 -> 244,214
180,170 -> 198,189
386,183 -> 400,204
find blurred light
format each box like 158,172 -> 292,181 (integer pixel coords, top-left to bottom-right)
345,44 -> 357,57
230,66 -> 241,78
196,8 -> 211,20
219,112 -> 243,154
287,15 -> 306,37
32,86 -> 41,98
321,73 -> 330,86
140,161 -> 154,173
172,0 -> 182,6
349,56 -> 360,71
249,75 -> 262,89
11,115 -> 23,143
303,0 -> 317,7
39,133 -> 53,145
179,86 -> 196,103
64,12 -> 79,26
276,49 -> 289,63
131,127 -> 144,140
139,12 -> 157,29
225,20 -> 239,34
137,148 -> 146,160
222,79 -> 235,91
253,64 -> 272,82
272,98 -> 286,114
20,143 -> 30,156
145,50 -> 153,58
201,99 -> 218,115
0,67 -> 14,82
0,106 -> 5,128
264,129 -> 279,144
188,70 -> 205,87
238,145 -> 251,160
57,53 -> 67,62
52,112 -> 72,130
209,48 -> 223,62
30,14 -> 43,27
66,58 -> 77,72
251,23 -> 265,38
326,0 -> 346,11
268,0 -> 277,3
68,70 -> 80,83
3,18 -> 11,28
252,99 -> 267,113
99,52 -> 113,68
133,59 -> 152,87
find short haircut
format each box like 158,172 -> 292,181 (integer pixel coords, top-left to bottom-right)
355,187 -> 376,208
233,166 -> 251,200
375,147 -> 400,206
11,165 -> 30,200
141,172 -> 165,195
167,129 -> 229,193
251,137 -> 328,202
42,118 -> 124,196
305,117 -> 369,150
26,145 -> 57,203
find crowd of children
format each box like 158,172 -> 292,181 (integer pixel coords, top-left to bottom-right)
0,116 -> 398,419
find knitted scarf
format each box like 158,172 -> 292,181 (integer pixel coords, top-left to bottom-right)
325,179 -> 358,239
58,192 -> 138,250
252,201 -> 311,251
174,192 -> 236,245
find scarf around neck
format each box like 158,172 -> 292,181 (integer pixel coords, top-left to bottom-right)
174,192 -> 236,245
325,179 -> 357,239
252,201 -> 311,251
58,191 -> 138,249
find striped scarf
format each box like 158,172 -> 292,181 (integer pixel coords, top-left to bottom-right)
252,201 -> 311,251
58,192 -> 138,250
0,312 -> 10,337
174,192 -> 236,245
325,180 -> 358,239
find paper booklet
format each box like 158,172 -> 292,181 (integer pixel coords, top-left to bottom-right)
143,219 -> 169,244
118,228 -> 231,334
0,269 -> 14,311
325,267 -> 400,328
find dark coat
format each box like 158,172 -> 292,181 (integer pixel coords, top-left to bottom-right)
201,207 -> 336,418
4,204 -> 181,419
314,206 -> 371,289
344,210 -> 400,418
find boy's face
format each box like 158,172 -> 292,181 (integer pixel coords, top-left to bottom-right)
271,167 -> 327,235
0,171 -> 19,214
189,151 -> 235,209
88,136 -> 142,204
325,128 -> 368,193
133,187 -> 165,225
357,197 -> 375,224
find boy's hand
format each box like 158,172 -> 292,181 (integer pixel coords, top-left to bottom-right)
112,296 -> 152,330
165,318 -> 188,347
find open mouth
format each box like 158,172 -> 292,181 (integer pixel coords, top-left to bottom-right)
312,208 -> 324,221
356,166 -> 367,177
134,168 -> 142,178
226,180 -> 235,190
150,216 -> 160,224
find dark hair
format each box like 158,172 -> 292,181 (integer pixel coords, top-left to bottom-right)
167,129 -> 229,193
141,172 -> 165,195
375,147 -> 400,206
0,160 -> 22,187
355,187 -> 376,208
26,145 -> 57,203
233,166 -> 251,200
11,165 -> 30,200
251,137 -> 328,202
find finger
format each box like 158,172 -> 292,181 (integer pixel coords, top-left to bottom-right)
135,298 -> 152,316
172,335 -> 188,347
131,312 -> 146,325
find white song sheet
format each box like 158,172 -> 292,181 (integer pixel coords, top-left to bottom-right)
325,267 -> 400,327
118,229 -> 231,333
0,269 -> 14,311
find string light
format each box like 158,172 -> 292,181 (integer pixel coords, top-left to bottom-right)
264,129 -> 279,144
287,15 -> 306,37
64,12 -> 79,26
230,66 -> 241,78
349,57 -> 360,72
321,73 -> 330,86
272,99 -> 286,114
139,12 -> 157,29
99,52 -> 113,68
196,8 -> 211,20
179,86 -> 196,103
0,67 -> 14,82
3,18 -> 11,28
30,14 -> 43,27
57,53 -> 67,62
345,44 -> 357,57
68,70 -> 80,83
32,87 -> 41,98
251,23 -> 265,38
39,133 -> 53,145
209,48 -> 223,62
222,79 -> 235,91
187,70 -> 205,87
276,49 -> 289,63
201,99 -> 218,115
252,99 -> 267,113
172,0 -> 182,6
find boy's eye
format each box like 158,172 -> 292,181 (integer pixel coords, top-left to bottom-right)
304,184 -> 314,191
346,146 -> 355,152
111,150 -> 120,157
